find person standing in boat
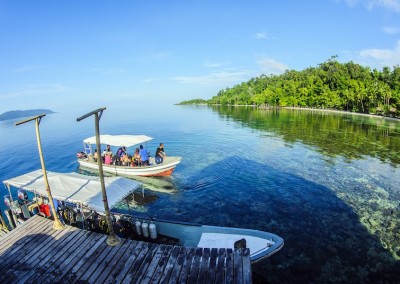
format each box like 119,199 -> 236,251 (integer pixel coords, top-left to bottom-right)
139,145 -> 149,166
155,143 -> 166,164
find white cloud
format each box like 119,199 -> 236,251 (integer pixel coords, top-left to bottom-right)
256,57 -> 288,75
1,83 -> 69,99
91,68 -> 126,75
340,0 -> 400,12
203,61 -> 228,68
254,32 -> 269,40
143,78 -> 157,83
366,0 -> 400,12
14,65 -> 44,73
383,26 -> 400,34
357,40 -> 400,68
172,70 -> 250,85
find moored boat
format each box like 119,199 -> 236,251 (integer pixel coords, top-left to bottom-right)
77,134 -> 182,177
3,170 -> 284,262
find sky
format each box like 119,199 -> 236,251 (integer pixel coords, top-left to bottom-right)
0,0 -> 400,113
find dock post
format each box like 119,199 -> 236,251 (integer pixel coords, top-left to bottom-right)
77,107 -> 121,246
15,114 -> 64,230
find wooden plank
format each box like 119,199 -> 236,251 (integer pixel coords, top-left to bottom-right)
32,230 -> 96,282
0,216 -> 52,257
187,247 -> 203,284
207,248 -> 219,284
26,228 -> 84,283
112,241 -> 148,284
197,247 -> 211,284
0,224 -> 56,282
103,240 -> 141,284
93,239 -> 131,283
51,232 -> 106,283
242,248 -> 252,284
11,225 -> 76,283
158,245 -> 182,284
0,216 -> 253,283
147,244 -> 175,283
78,239 -> 116,283
234,248 -> 244,284
225,248 -> 234,283
57,233 -> 108,283
126,243 -> 159,284
166,246 -> 187,284
177,247 -> 195,284
215,248 -> 227,284
136,244 -> 168,283
0,215 -> 47,252
16,225 -> 77,283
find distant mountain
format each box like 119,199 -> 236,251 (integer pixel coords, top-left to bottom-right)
0,109 -> 55,121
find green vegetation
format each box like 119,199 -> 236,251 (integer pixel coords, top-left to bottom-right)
180,56 -> 400,118
175,98 -> 208,105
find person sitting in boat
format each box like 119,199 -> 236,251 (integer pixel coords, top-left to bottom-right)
132,148 -> 140,166
115,146 -> 126,165
116,146 -> 127,159
103,145 -> 112,163
93,149 -> 99,162
121,153 -> 131,166
155,143 -> 166,164
104,152 -> 113,165
139,145 -> 149,166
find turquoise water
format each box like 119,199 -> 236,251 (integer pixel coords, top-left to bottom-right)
1,105 -> 399,283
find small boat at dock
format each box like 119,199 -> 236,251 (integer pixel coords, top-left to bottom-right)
3,170 -> 284,262
77,134 -> 182,177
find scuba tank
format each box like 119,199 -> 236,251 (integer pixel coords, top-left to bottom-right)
134,219 -> 142,235
141,221 -> 149,238
149,221 -> 157,239
4,195 -> 11,208
17,190 -> 27,202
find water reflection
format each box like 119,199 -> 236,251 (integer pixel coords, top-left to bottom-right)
211,106 -> 400,166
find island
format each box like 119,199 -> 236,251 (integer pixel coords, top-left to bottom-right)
0,109 -> 55,121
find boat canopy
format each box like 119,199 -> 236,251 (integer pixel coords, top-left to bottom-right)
2,169 -> 142,214
83,134 -> 153,148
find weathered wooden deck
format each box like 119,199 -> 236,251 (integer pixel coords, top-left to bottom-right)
0,215 -> 252,283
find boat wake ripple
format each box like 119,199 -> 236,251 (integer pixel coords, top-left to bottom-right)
182,155 -> 243,191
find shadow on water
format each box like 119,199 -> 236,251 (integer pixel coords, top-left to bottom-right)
171,155 -> 400,283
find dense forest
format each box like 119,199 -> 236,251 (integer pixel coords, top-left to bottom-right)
178,57 -> 400,118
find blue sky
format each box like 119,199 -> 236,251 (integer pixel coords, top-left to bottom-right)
1,0 -> 400,113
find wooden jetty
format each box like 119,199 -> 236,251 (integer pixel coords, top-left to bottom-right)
0,215 -> 252,283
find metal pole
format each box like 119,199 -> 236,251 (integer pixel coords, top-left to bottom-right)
77,107 -> 120,246
15,114 -> 64,230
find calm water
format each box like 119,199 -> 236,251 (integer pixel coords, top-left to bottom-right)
1,105 -> 400,283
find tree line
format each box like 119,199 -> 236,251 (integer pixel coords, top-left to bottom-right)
178,56 -> 400,118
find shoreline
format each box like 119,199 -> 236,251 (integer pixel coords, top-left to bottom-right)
282,106 -> 400,122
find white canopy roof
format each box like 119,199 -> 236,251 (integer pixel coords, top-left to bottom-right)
2,170 -> 142,214
83,134 -> 153,148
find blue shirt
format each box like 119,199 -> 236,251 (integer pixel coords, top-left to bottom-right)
139,148 -> 148,161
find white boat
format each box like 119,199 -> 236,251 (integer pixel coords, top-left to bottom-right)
77,134 -> 182,177
3,170 -> 284,262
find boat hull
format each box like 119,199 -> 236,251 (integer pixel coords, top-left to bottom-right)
120,215 -> 284,262
78,156 -> 181,177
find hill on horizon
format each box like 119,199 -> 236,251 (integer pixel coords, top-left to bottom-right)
0,109 -> 55,121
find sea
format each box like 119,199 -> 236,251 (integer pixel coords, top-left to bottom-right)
0,104 -> 399,283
